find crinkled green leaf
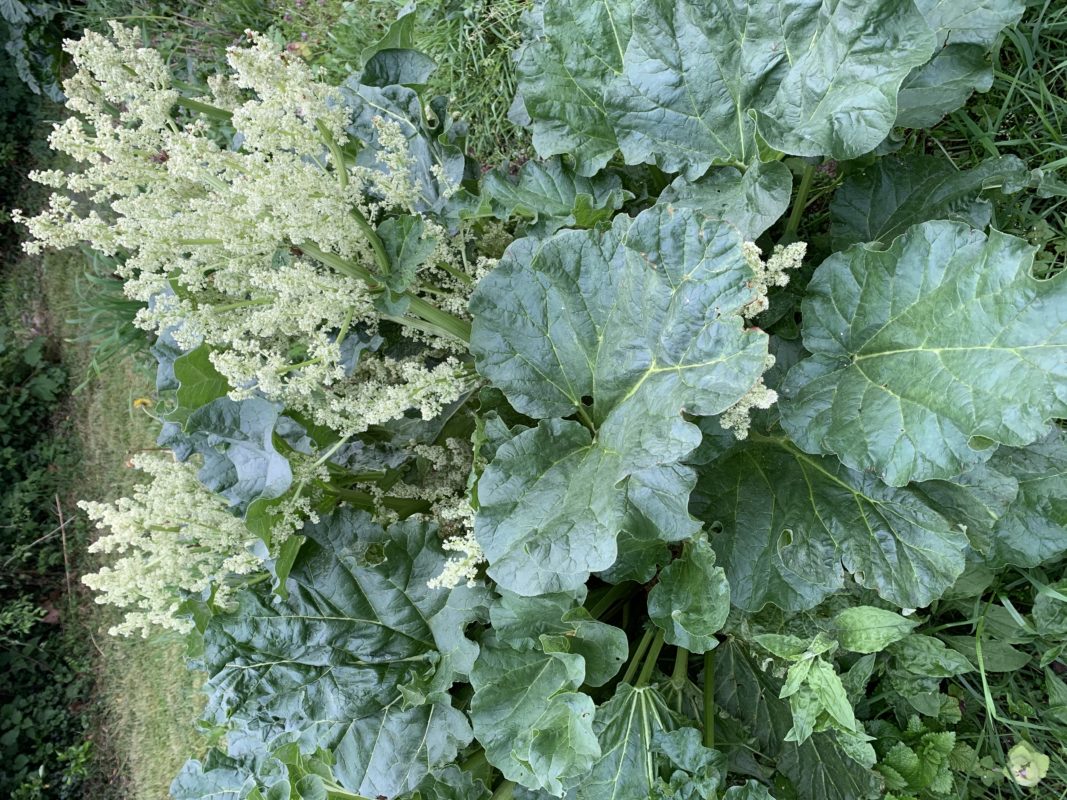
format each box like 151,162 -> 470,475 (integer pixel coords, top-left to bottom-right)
408,765 -> 491,800
692,433 -> 967,611
601,462 -> 701,585
186,397 -> 293,514
201,509 -> 486,799
511,0 -> 633,176
648,534 -> 730,652
659,162 -> 793,240
489,589 -> 628,687
518,0 -> 935,174
985,429 -> 1067,568
361,49 -> 437,88
471,206 -> 767,595
609,0 -> 933,173
914,0 -> 1025,46
781,221 -> 1067,486
478,157 -> 629,236
910,460 -> 1019,556
1034,580 -> 1067,637
169,344 -> 230,424
377,215 -> 437,293
469,640 -> 598,797
340,80 -> 465,215
834,607 -> 918,654
896,45 -> 994,129
829,155 -> 1029,250
943,635 -> 1030,672
651,727 -> 727,800
888,634 -> 974,677
715,641 -> 882,800
172,755 -> 255,800
576,683 -> 681,800
753,0 -> 935,160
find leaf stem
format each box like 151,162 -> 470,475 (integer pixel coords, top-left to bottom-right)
703,650 -> 715,749
175,95 -> 233,121
490,780 -> 516,800
622,627 -> 656,686
783,163 -> 815,242
636,629 -> 666,688
588,582 -> 633,620
671,648 -> 690,713
300,241 -> 472,344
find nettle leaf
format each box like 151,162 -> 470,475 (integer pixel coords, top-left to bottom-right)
659,161 -> 793,240
511,0 -> 634,176
833,607 -> 918,654
470,640 -> 598,796
577,683 -> 681,800
780,220 -> 1067,486
829,155 -> 1029,250
470,205 -> 767,595
201,509 -> 487,799
715,641 -> 882,800
692,433 -> 968,612
648,534 -> 730,652
478,157 -> 629,236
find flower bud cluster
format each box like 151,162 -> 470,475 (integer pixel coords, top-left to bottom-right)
80,454 -> 265,637
15,23 -> 479,436
741,240 -> 807,317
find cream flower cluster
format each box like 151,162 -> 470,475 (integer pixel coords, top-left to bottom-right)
15,23 -> 479,436
81,454 -> 266,637
741,240 -> 807,318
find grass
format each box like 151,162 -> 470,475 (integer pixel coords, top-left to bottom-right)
1,238 -> 208,800
922,0 -> 1067,275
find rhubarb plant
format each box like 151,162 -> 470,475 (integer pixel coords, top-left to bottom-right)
18,1 -> 1067,798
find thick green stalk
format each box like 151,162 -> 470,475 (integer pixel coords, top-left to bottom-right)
622,627 -> 656,686
175,95 -> 233,121
703,650 -> 715,749
671,648 -> 690,713
300,242 -> 472,344
588,582 -> 633,620
783,163 -> 815,242
490,780 -> 516,800
636,629 -> 666,688
319,484 -> 431,516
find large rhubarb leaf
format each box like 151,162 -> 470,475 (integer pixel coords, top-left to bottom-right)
829,155 -> 1029,249
470,205 -> 767,595
200,509 -> 486,799
511,0 -> 633,176
692,433 -> 968,612
780,221 -> 1067,486
985,429 -> 1067,568
478,157 -> 629,236
576,683 -> 681,800
517,0 -> 935,175
659,161 -> 793,240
